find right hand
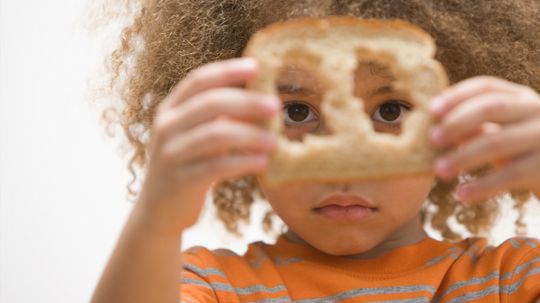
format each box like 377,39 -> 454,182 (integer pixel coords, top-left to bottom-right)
134,57 -> 280,235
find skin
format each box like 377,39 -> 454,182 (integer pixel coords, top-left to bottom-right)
91,57 -> 540,303
257,61 -> 433,257
258,64 -> 540,258
91,58 -> 279,303
429,76 -> 540,204
136,58 -> 280,234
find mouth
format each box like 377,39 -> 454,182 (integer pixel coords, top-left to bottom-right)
313,192 -> 377,222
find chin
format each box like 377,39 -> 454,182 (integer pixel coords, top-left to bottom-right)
315,235 -> 378,256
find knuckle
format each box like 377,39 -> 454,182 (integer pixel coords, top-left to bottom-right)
519,90 -> 533,101
157,93 -> 178,113
522,86 -> 538,98
186,67 -> 208,88
156,99 -> 168,113
484,134 -> 504,151
519,84 -> 538,95
512,83 -> 535,97
477,75 -> 497,82
204,127 -> 222,143
202,89 -> 228,107
151,110 -> 184,146
155,135 -> 182,164
205,120 -> 230,142
249,92 -> 273,107
522,89 -> 540,109
222,59 -> 241,71
196,88 -> 237,112
477,77 -> 498,91
533,102 -> 540,115
534,122 -> 540,138
208,156 -> 227,172
150,118 -> 168,144
504,167 -> 521,182
484,98 -> 507,117
159,144 -> 177,164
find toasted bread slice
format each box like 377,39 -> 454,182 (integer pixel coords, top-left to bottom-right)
243,17 -> 448,186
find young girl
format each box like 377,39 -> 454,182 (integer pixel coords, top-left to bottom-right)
90,1 -> 540,302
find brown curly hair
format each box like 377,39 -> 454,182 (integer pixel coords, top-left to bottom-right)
90,0 -> 540,243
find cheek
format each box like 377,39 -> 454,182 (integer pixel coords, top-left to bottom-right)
256,177 -> 316,214
378,175 -> 434,214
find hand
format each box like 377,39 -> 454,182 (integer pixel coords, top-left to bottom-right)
136,57 -> 280,235
428,76 -> 540,204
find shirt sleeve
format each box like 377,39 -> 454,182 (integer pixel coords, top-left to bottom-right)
505,239 -> 540,303
179,248 -> 219,303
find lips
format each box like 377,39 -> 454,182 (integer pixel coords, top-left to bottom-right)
313,192 -> 377,222
314,192 -> 377,209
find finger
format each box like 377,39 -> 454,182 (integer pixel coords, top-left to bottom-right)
159,57 -> 259,111
162,119 -> 276,165
455,122 -> 502,145
155,88 -> 280,142
437,122 -> 501,160
453,151 -> 540,204
176,153 -> 269,185
429,76 -> 525,118
435,118 -> 540,180
430,92 -> 540,148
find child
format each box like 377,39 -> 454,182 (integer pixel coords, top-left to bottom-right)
90,1 -> 540,302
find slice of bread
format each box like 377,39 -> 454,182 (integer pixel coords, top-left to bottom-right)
243,16 -> 449,186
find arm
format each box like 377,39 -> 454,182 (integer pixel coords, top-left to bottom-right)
90,201 -> 183,303
90,57 -> 277,303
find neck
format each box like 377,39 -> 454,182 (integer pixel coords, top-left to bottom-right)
284,213 -> 428,259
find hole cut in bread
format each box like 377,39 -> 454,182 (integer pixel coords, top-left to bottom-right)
276,58 -> 334,142
243,17 -> 449,186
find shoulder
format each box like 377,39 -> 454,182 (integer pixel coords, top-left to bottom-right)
460,236 -> 540,302
182,245 -> 240,262
181,240 -> 275,273
180,242 -> 293,302
476,236 -> 540,261
493,236 -> 540,279
496,237 -> 540,302
179,245 -> 259,302
454,236 -> 539,263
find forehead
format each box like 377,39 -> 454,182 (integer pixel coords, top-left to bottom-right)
275,61 -> 397,94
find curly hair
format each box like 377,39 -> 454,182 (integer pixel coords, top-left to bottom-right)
91,0 -> 540,243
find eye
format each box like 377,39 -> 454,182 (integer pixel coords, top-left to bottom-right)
283,102 -> 319,126
371,101 -> 411,125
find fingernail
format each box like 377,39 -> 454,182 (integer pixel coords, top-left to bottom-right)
264,97 -> 281,113
255,154 -> 269,166
429,97 -> 446,115
453,192 -> 471,206
435,157 -> 452,177
453,184 -> 472,203
237,57 -> 258,70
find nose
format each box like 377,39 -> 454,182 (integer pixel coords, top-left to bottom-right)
316,123 -> 333,136
319,181 -> 355,192
339,183 -> 352,192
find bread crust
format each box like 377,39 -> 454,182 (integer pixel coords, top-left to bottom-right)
244,16 -> 436,57
243,17 -> 449,186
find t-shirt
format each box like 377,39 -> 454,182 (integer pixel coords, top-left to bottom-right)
179,235 -> 540,302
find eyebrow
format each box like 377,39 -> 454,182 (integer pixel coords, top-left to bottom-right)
278,83 -> 402,98
277,84 -> 317,96
369,84 -> 397,97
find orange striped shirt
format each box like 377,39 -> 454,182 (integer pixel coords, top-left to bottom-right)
179,235 -> 540,302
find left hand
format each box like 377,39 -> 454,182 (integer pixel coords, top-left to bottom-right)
428,76 -> 540,204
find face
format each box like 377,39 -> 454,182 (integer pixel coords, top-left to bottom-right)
256,61 -> 435,257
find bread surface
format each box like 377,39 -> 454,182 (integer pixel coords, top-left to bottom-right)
243,17 -> 449,186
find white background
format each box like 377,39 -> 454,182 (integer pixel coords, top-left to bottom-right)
0,1 -> 539,302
